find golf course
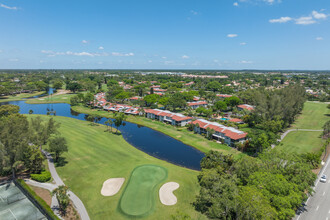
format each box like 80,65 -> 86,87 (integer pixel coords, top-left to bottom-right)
119,165 -> 168,217
26,115 -> 207,220
279,102 -> 329,153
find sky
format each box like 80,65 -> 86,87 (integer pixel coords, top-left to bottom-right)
0,0 -> 329,70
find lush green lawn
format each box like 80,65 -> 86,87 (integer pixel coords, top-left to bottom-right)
278,131 -> 324,154
292,101 -> 330,130
26,115 -> 206,220
120,165 -> 168,217
71,105 -> 241,156
278,102 -> 329,154
25,93 -> 76,104
0,91 -> 46,102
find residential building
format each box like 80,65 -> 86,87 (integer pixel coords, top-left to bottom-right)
145,109 -> 192,126
187,101 -> 208,109
191,119 -> 247,146
237,104 -> 254,111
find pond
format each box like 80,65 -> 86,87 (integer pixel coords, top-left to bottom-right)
1,91 -> 204,170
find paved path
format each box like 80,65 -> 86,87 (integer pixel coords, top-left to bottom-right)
294,156 -> 330,220
41,150 -> 90,220
24,179 -> 62,219
272,129 -> 323,149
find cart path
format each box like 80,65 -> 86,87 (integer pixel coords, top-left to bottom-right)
41,150 -> 90,220
272,129 -> 323,149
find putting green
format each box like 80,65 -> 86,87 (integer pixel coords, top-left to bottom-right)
119,165 -> 168,217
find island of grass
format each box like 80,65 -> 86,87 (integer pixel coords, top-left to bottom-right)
0,91 -> 46,103
26,114 -> 207,220
71,105 -> 241,157
120,165 -> 167,217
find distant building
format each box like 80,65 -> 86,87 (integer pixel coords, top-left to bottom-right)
237,104 -> 254,111
187,101 -> 208,109
216,94 -> 232,98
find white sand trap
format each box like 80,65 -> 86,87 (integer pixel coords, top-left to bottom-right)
101,178 -> 125,196
61,97 -> 68,99
39,98 -> 45,100
159,182 -> 180,205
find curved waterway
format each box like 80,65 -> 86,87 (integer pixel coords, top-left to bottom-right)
1,90 -> 204,170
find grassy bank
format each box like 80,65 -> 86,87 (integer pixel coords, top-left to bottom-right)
71,105 -> 241,156
0,91 -> 46,103
26,115 -> 207,220
25,93 -> 75,104
292,101 -> 330,130
278,131 -> 324,154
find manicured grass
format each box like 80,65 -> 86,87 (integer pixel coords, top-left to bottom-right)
26,115 -> 206,220
71,105 -> 241,156
278,131 -> 324,154
292,102 -> 330,130
25,93 -> 76,104
0,91 -> 46,102
120,165 -> 167,217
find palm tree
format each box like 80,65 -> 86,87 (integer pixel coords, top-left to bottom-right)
104,119 -> 113,132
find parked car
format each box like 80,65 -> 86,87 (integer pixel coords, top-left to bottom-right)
320,175 -> 327,183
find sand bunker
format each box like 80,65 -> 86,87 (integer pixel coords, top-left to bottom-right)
101,178 -> 125,196
159,182 -> 179,205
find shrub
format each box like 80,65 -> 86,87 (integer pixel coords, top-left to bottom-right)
31,171 -> 51,182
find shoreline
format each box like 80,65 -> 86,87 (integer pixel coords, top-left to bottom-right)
71,105 -> 241,157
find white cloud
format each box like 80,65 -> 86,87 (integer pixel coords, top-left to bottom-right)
111,52 -> 134,57
264,0 -> 276,4
316,37 -> 323,41
162,56 -> 167,59
41,50 -> 109,57
81,40 -> 88,44
148,60 -> 152,63
0,3 -> 17,10
239,0 -> 281,5
0,50 -> 2,53
270,10 -> 328,25
191,10 -> 198,15
269,16 -> 292,23
239,60 -> 253,64
9,58 -> 19,62
233,2 -> 239,6
227,34 -> 238,38
240,42 -> 247,45
295,16 -> 316,25
164,61 -> 174,65
182,55 -> 189,59
98,46 -> 104,50
312,10 -> 328,19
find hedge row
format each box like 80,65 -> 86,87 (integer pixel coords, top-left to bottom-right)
16,179 -> 60,220
31,171 -> 51,182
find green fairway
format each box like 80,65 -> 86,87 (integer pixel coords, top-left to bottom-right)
71,105 -> 241,156
120,165 -> 167,217
292,101 -> 330,130
26,115 -> 206,220
0,91 -> 46,103
25,93 -> 75,104
278,131 -> 324,154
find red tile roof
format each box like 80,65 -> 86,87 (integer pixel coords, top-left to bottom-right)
229,118 -> 243,123
237,104 -> 254,111
188,101 -> 208,106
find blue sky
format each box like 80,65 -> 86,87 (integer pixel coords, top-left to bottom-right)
0,0 -> 329,69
